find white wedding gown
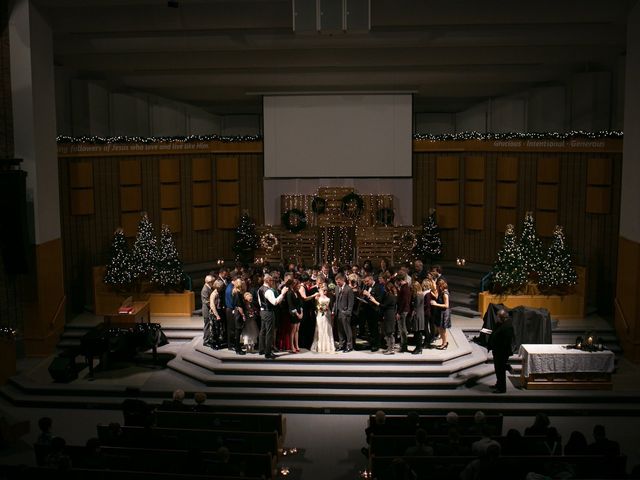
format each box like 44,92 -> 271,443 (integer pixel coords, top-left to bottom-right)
311,297 -> 335,353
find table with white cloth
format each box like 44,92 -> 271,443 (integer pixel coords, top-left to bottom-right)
519,344 -> 614,390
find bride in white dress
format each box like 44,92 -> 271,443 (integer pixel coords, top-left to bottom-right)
311,285 -> 335,353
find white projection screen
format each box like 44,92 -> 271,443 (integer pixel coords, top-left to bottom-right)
264,94 -> 412,178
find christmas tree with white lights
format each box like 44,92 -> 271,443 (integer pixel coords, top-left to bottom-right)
233,212 -> 260,265
414,209 -> 442,263
130,212 -> 158,282
538,225 -> 578,293
152,225 -> 184,292
492,224 -> 527,294
104,228 -> 134,291
519,211 -> 545,278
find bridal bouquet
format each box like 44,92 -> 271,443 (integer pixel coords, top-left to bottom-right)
316,302 -> 329,314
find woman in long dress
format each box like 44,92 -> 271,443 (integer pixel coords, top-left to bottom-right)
311,285 -> 335,353
411,281 -> 425,355
431,278 -> 451,350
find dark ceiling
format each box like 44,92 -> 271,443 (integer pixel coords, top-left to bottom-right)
35,0 -> 635,114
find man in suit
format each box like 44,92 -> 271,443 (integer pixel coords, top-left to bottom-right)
333,273 -> 354,352
201,275 -> 214,347
359,274 -> 383,352
488,309 -> 515,393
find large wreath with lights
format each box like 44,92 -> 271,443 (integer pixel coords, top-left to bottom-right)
311,196 -> 327,214
376,207 -> 395,226
340,192 -> 364,219
282,208 -> 307,233
399,229 -> 417,250
260,233 -> 279,252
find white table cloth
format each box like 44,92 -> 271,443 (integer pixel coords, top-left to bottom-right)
519,344 -> 615,377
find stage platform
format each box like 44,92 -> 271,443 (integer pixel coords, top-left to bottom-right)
2,311 -> 640,416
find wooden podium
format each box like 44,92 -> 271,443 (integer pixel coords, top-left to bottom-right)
104,300 -> 150,327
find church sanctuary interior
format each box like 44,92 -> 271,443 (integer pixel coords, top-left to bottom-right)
3,0 -> 640,479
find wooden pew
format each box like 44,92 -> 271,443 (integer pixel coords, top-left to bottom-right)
367,414 -> 504,436
64,445 -> 275,479
154,411 -> 286,446
369,434 -> 548,457
0,465 -> 264,480
97,425 -> 279,458
371,454 -> 628,480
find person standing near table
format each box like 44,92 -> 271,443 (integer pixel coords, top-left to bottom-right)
488,309 -> 514,393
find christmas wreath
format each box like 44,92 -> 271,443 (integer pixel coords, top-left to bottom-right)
311,196 -> 327,214
282,208 -> 307,233
340,192 -> 364,219
260,233 -> 279,252
399,230 -> 417,250
376,207 -> 395,226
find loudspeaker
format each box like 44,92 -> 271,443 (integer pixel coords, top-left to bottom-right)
48,355 -> 78,383
0,170 -> 29,274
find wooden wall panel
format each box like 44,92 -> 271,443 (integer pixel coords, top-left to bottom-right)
120,186 -> 142,212
436,182 -> 459,204
496,183 -> 517,208
413,150 -> 622,311
586,186 -> 611,214
217,181 -> 240,205
59,152 -> 264,314
216,156 -> 239,180
70,189 -> 94,216
465,182 -> 484,206
160,184 -> 180,209
119,159 -> 141,185
192,183 -> 212,206
161,209 -> 181,232
497,156 -> 518,181
69,161 -> 93,188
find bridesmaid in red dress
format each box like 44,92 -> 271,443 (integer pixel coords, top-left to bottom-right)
276,278 -> 293,351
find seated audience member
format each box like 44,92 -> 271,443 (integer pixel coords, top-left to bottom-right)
104,422 -> 124,446
81,437 -> 104,469
193,392 -> 209,412
162,389 -> 190,411
384,457 -> 417,480
403,429 -> 434,456
524,413 -> 553,436
405,411 -> 420,433
563,430 -> 588,455
362,410 -> 386,457
434,427 -> 470,456
45,436 -> 72,470
466,410 -> 487,435
34,417 -> 53,466
122,398 -> 153,427
433,411 -> 459,434
471,425 -> 501,456
587,424 -> 620,457
206,446 -> 243,477
460,444 -> 504,480
501,429 -> 524,456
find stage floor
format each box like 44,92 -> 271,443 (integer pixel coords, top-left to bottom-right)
3,311 -> 640,415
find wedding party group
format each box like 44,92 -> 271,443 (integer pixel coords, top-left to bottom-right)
200,260 -> 451,360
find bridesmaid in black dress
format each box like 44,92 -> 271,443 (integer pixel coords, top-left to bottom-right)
287,278 -> 304,353
298,273 -> 319,350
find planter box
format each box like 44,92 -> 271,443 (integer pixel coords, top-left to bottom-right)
93,266 -> 194,317
478,291 -> 585,319
148,291 -> 195,317
478,266 -> 587,320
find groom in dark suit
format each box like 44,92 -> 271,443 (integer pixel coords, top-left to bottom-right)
333,273 -> 354,352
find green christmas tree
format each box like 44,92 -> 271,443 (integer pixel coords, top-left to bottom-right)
538,225 -> 578,293
233,212 -> 260,265
104,228 -> 134,291
414,209 -> 442,263
492,224 -> 527,294
519,211 -> 545,277
152,225 -> 184,292
130,212 -> 158,282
